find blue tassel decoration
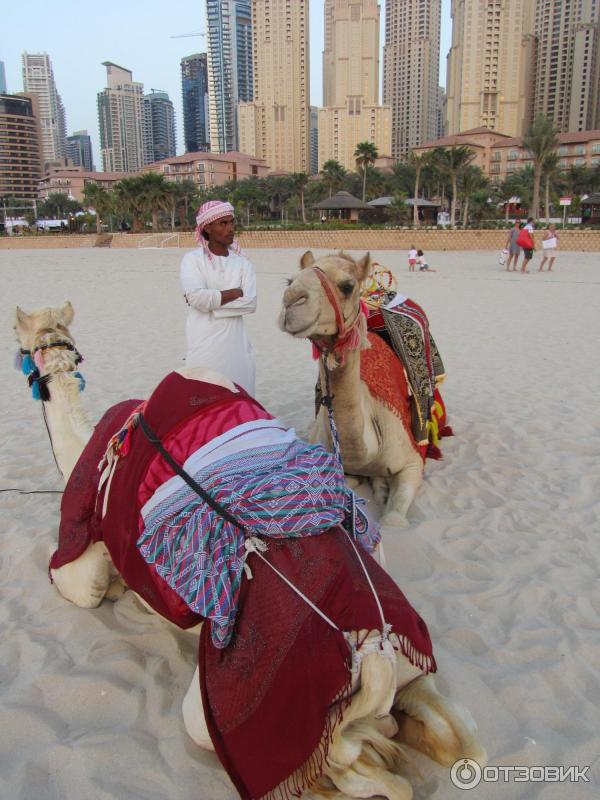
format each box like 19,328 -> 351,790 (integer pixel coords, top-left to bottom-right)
74,371 -> 86,392
21,354 -> 35,377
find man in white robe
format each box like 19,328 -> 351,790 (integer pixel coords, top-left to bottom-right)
180,200 -> 257,394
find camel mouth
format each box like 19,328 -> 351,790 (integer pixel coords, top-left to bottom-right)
282,315 -> 319,338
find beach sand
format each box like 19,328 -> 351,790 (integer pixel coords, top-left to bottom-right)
1,246 -> 599,799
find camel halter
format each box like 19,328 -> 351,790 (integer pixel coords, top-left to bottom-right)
310,267 -> 365,365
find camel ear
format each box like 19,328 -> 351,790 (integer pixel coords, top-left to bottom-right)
15,306 -> 31,332
300,250 -> 315,269
59,301 -> 74,326
354,252 -> 371,282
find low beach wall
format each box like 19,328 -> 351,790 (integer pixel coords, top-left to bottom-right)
1,228 -> 599,251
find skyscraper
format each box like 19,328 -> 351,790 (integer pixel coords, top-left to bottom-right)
206,0 -> 253,152
318,0 -> 391,171
22,52 -> 67,164
383,0 -> 441,159
534,0 -> 600,132
97,62 -> 146,172
310,106 -> 319,175
0,93 -> 42,200
181,53 -> 210,153
238,0 -> 311,172
66,130 -> 95,171
0,62 -> 6,94
445,0 -> 536,137
144,91 -> 176,163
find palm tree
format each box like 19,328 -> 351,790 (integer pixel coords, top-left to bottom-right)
431,146 -> 475,228
457,165 -> 489,227
354,141 -> 379,201
82,182 -> 113,234
114,177 -> 146,232
320,159 -> 347,198
522,114 -> 559,220
541,153 -> 562,222
136,172 -> 173,231
407,151 -> 430,228
291,172 -> 310,223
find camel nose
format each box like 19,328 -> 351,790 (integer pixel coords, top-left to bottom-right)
283,287 -> 308,308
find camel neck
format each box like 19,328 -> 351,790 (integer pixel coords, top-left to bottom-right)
41,372 -> 93,483
320,348 -> 364,452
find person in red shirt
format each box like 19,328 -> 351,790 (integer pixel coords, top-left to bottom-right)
516,222 -> 535,273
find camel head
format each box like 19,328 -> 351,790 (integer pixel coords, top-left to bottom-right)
279,251 -> 371,361
14,301 -> 84,400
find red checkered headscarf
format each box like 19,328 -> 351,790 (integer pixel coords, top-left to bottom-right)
195,200 -> 243,259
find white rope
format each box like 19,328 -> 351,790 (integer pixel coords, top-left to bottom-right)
243,537 -> 341,632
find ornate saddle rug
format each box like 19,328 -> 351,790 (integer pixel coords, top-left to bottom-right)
52,372 -> 436,800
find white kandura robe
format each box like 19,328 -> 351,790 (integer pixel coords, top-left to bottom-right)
180,247 -> 257,394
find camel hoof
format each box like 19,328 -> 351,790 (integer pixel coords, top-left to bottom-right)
380,511 -> 409,529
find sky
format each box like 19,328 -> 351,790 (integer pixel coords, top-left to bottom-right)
1,0 -> 452,167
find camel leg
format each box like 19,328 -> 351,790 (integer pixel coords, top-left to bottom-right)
182,666 -> 215,752
380,461 -> 423,528
392,674 -> 487,768
50,541 -> 113,608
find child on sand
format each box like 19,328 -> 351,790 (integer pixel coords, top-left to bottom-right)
408,246 -> 417,272
417,249 -> 436,272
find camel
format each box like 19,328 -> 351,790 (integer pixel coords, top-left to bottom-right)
14,301 -> 485,800
280,250 -> 427,527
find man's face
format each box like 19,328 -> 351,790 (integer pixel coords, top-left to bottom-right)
205,215 -> 235,247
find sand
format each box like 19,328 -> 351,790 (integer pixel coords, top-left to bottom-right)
1,246 -> 599,799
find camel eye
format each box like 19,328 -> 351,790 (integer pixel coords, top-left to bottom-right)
339,280 -> 355,296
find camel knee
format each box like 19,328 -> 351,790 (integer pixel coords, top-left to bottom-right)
393,674 -> 486,768
50,542 -> 111,608
182,666 -> 214,751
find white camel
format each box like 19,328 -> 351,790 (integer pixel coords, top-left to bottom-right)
280,251 -> 426,528
14,301 -> 485,800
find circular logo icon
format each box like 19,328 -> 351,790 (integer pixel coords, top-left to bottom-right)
450,758 -> 482,790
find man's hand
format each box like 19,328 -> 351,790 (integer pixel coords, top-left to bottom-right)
220,287 -> 243,306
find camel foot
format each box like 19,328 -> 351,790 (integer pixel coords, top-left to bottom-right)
371,476 -> 389,506
380,511 -> 409,529
50,541 -> 111,608
393,674 -> 487,769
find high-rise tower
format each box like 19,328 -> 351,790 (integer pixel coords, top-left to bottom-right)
206,0 -> 253,152
383,0 -> 441,158
181,53 -> 210,153
144,90 -> 176,163
22,52 -> 67,164
534,0 -> 600,132
97,62 -> 146,172
445,0 -> 536,137
238,0 -> 310,172
318,0 -> 391,171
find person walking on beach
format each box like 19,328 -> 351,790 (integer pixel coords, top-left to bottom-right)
408,246 -> 418,272
504,220 -> 521,271
539,224 -> 559,272
516,222 -> 535,273
180,200 -> 257,394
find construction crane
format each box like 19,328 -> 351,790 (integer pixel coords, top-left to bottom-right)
169,31 -> 206,38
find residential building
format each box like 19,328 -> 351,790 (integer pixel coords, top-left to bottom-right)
383,0 -> 441,159
205,0 -> 253,153
142,150 -> 268,188
318,0 -> 391,171
436,87 -> 446,139
445,0 -> 536,138
66,130 -> 94,172
0,92 -> 43,200
38,168 -> 135,202
181,53 -> 210,153
97,62 -> 146,172
22,52 -> 67,164
310,106 -> 319,175
412,125 -> 600,183
534,0 -> 600,133
0,62 -> 6,93
144,90 -> 176,163
238,0 -> 311,173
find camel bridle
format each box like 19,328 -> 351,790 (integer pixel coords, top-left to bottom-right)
310,266 -> 363,359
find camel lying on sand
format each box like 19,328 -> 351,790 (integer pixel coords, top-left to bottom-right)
13,301 -> 485,800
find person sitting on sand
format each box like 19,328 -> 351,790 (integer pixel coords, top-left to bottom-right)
417,249 -> 436,272
180,200 -> 257,394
